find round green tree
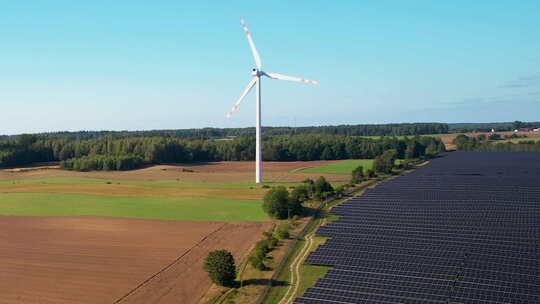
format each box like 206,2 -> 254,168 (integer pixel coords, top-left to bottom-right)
203,250 -> 236,287
262,186 -> 290,219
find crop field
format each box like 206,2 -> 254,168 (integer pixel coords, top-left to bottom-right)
0,160 -> 354,304
300,159 -> 374,174
0,215 -> 270,304
0,193 -> 265,222
0,161 -> 353,221
0,160 -> 344,184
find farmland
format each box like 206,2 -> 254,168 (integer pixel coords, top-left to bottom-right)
0,161 -> 353,221
0,215 -> 269,304
0,160 -> 358,304
0,193 -> 265,222
300,159 -> 374,174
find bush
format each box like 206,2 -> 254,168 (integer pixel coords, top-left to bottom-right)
269,237 -> 279,247
262,231 -> 273,239
314,176 -> 333,194
276,226 -> 290,239
366,169 -> 376,178
488,133 -> 502,140
254,239 -> 270,256
335,184 -> 346,196
249,255 -> 266,270
351,165 -> 364,184
203,250 -> 236,287
290,185 -> 309,202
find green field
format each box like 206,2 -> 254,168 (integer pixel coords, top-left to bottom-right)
1,177 -> 300,189
1,177 -> 257,189
0,192 -> 265,222
301,159 -> 374,174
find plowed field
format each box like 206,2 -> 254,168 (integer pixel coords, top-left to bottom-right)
0,216 -> 270,304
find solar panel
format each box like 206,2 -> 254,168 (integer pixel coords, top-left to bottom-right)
293,152 -> 540,304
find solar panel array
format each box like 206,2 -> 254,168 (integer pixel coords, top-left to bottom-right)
294,152 -> 540,304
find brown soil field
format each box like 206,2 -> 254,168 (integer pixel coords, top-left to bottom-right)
0,160 -> 346,183
0,183 -> 265,200
0,216 -> 270,304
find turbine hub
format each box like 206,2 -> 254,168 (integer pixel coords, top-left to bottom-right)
251,68 -> 262,77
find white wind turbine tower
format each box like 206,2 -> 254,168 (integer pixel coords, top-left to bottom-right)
226,18 -> 319,184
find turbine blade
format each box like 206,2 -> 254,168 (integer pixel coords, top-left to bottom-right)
240,18 -> 262,69
264,72 -> 319,85
226,77 -> 258,119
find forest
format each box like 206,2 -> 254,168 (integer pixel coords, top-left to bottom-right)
1,123 -> 449,141
0,134 -> 445,171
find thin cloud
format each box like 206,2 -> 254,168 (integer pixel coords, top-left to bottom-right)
499,72 -> 540,89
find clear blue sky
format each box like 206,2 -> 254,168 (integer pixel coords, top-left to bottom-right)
1,1 -> 539,135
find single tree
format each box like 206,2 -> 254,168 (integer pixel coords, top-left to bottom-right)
262,186 -> 290,219
203,250 -> 236,287
351,165 -> 364,184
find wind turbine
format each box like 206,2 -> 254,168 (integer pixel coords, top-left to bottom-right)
226,18 -> 319,184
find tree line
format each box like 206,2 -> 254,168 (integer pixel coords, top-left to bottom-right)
1,123 -> 448,142
448,121 -> 540,133
0,134 -> 445,170
453,134 -> 540,152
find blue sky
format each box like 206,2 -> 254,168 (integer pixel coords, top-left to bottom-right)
1,1 -> 539,134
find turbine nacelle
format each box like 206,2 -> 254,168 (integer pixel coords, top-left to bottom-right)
251,68 -> 262,77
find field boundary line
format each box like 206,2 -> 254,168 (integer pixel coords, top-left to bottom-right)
114,223 -> 228,304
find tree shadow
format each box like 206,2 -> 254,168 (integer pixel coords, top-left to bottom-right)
240,279 -> 290,287
301,206 -> 318,217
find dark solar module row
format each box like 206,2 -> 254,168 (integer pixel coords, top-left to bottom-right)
324,269 -> 452,287
315,244 -> 538,264
331,200 -> 540,209
319,224 -> 535,241
453,281 -> 540,302
320,224 -> 537,240
332,202 -> 540,210
321,235 -> 537,254
293,152 -> 540,304
313,280 -> 449,302
326,265 -> 456,281
317,242 -> 537,260
305,257 -> 460,278
357,191 -> 540,199
300,286 -> 448,304
333,216 -> 540,226
319,277 -> 450,297
330,208 -> 540,217
316,228 -> 533,246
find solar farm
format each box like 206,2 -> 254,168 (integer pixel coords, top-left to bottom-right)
295,152 -> 540,304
